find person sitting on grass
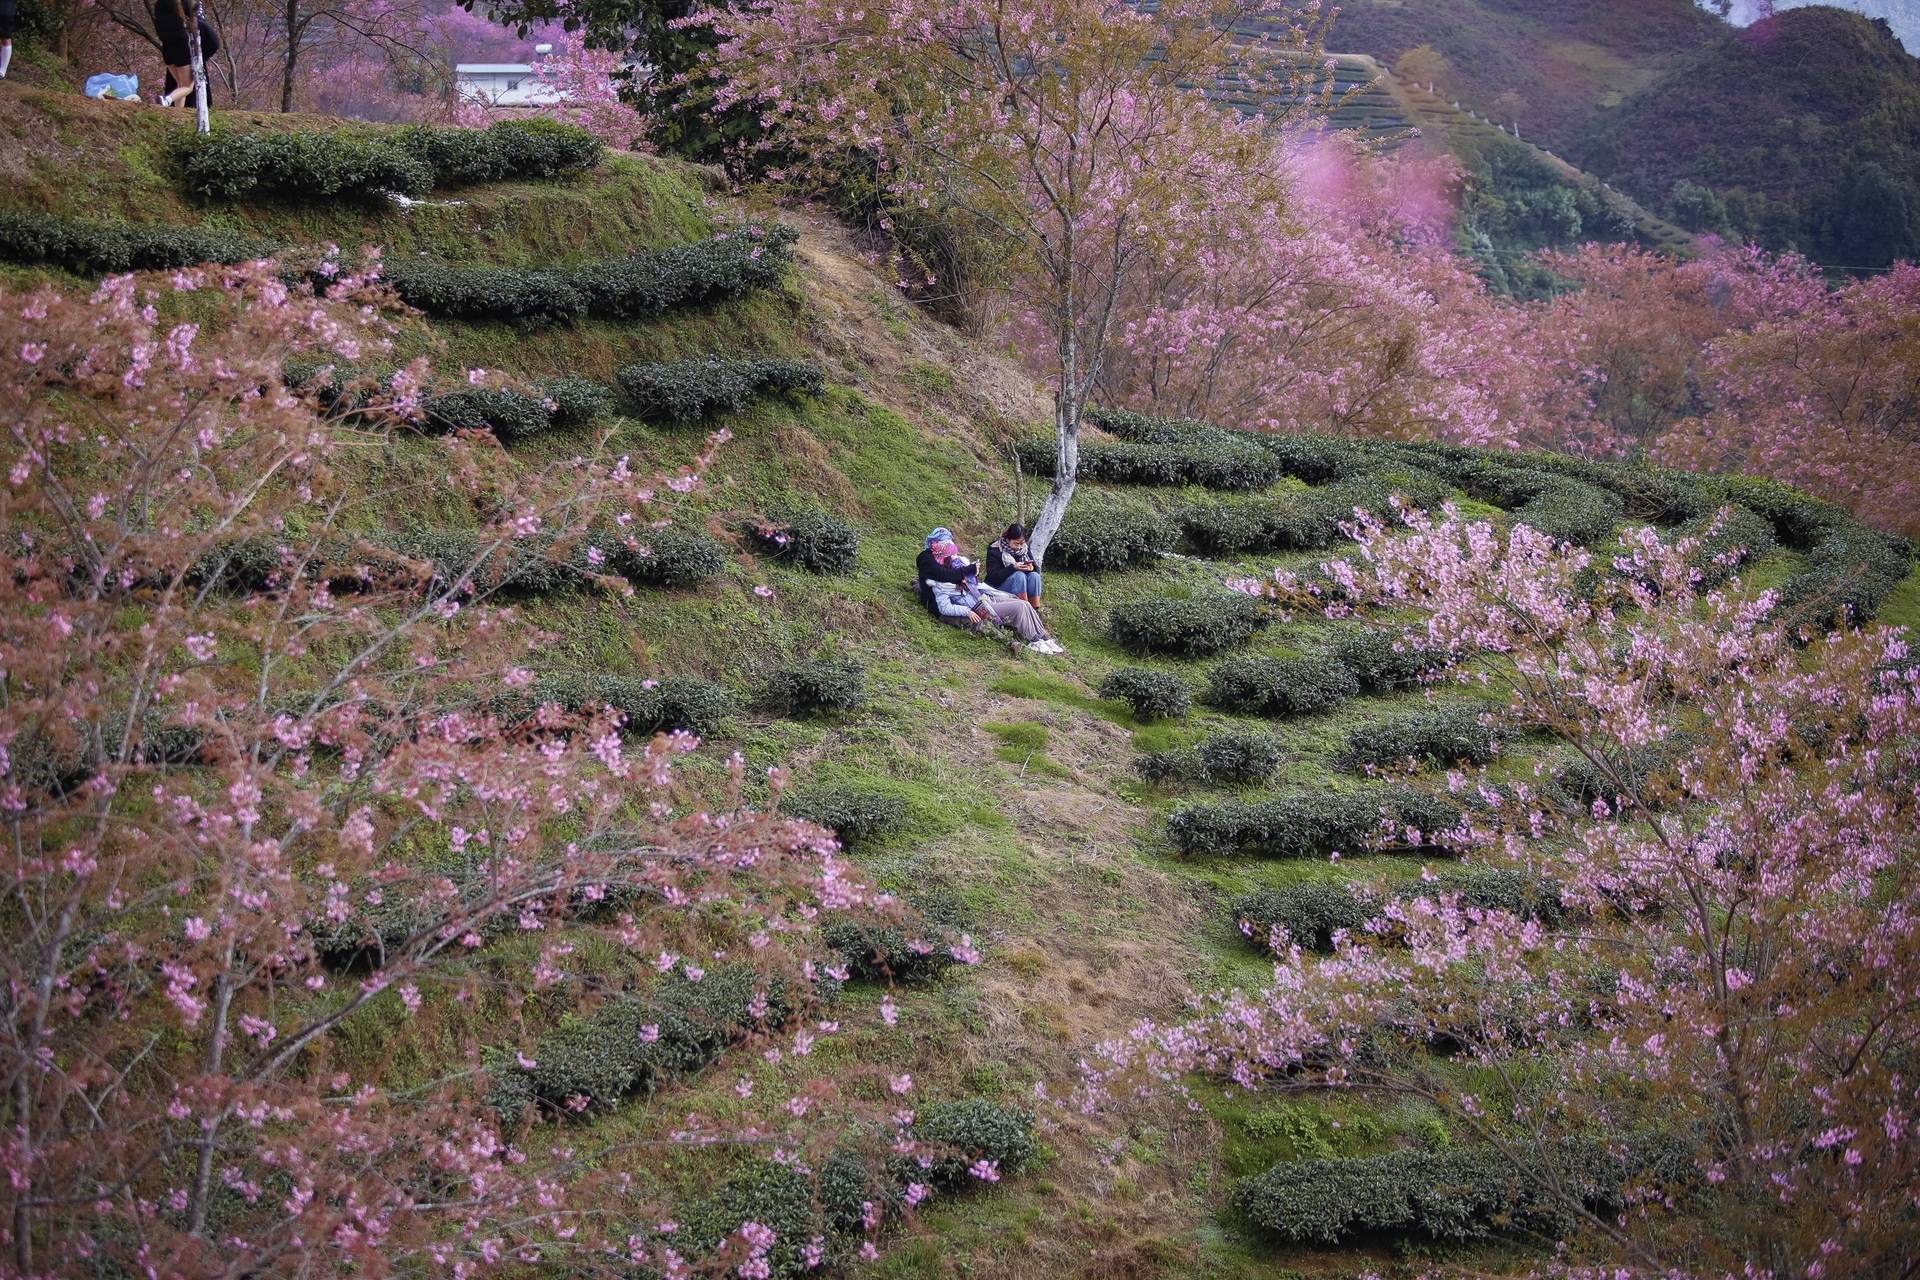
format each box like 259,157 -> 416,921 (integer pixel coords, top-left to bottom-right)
983,522 -> 1044,612
920,537 -> 1062,653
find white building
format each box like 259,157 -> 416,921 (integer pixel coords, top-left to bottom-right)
455,52 -> 566,107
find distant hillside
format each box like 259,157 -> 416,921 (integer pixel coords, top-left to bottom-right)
1323,0 -> 1725,152
1717,0 -> 1920,52
1572,6 -> 1920,268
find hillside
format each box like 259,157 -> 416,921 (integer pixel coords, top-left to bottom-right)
1321,0 -> 1725,153
4,85 -> 1919,1280
1571,6 -> 1920,267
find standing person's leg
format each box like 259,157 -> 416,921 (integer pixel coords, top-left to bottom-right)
0,0 -> 16,78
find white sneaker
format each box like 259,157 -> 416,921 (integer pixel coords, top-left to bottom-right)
1027,640 -> 1053,653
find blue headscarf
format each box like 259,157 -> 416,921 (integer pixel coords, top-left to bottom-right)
926,527 -> 953,548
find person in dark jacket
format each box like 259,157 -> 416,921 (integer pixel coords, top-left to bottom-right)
982,523 -> 1043,608
152,0 -> 219,108
916,525 -> 970,611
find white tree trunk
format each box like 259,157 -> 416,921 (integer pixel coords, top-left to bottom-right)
1026,391 -> 1079,566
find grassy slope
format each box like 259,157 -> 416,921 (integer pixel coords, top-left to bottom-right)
7,87 -> 1918,1280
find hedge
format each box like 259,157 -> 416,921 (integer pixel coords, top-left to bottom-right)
381,260 -> 587,324
780,785 -> 908,844
1074,410 -> 1915,625
177,119 -> 600,203
765,658 -> 867,716
1098,668 -> 1191,720
0,209 -> 275,275
1334,705 -> 1500,774
670,1100 -> 1035,1276
1401,867 -> 1564,929
487,966 -> 806,1118
1107,594 -> 1268,656
1013,432 -> 1281,491
1329,628 -> 1447,692
501,673 -> 736,738
821,889 -> 972,983
1202,655 -> 1359,717
742,508 -> 860,574
910,1098 -> 1039,1189
1234,1135 -> 1694,1246
615,356 -> 824,423
673,1158 -> 875,1276
604,527 -> 729,588
376,223 -> 799,326
1230,882 -> 1377,952
1165,787 -> 1461,858
421,388 -> 552,441
1044,506 -> 1174,572
570,223 -> 800,318
1232,868 -> 1564,954
1137,729 -> 1284,785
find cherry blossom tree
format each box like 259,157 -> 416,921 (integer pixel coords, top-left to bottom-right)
703,0 -> 1333,563
1095,136 -> 1536,448
1082,507 -> 1920,1275
0,262 -> 920,1276
1659,260 -> 1920,538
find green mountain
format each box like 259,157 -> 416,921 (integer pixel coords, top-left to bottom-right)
1324,0 -> 1725,152
1571,6 -> 1920,267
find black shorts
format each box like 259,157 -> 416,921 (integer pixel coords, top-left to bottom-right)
155,11 -> 220,65
0,0 -> 18,41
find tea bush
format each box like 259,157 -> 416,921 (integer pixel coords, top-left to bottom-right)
1013,433 -> 1281,491
1165,788 -> 1460,858
821,889 -> 972,983
487,966 -> 802,1117
1098,668 -> 1191,720
177,119 -> 600,203
509,673 -> 736,738
1230,882 -> 1376,952
1233,869 -> 1564,954
615,357 -> 824,423
1234,1136 -> 1694,1245
394,118 -> 602,183
742,509 -> 860,574
382,260 -> 588,324
570,223 -> 799,319
674,1158 -> 874,1276
765,658 -> 867,716
1196,729 -> 1287,783
1044,506 -> 1174,572
909,1099 -> 1039,1189
1675,505 -> 1777,589
780,785 -> 908,844
1329,629 -> 1447,692
1202,655 -> 1359,717
604,527 -> 730,588
421,388 -> 553,441
1398,868 -> 1565,929
1334,705 -> 1499,774
1107,594 -> 1268,656
533,377 -> 616,429
1141,729 -> 1284,785
372,224 -> 799,326
0,209 -> 275,274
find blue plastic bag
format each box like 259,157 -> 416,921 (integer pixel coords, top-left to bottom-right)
84,73 -> 141,100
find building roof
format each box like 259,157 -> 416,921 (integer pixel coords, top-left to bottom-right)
455,64 -> 533,75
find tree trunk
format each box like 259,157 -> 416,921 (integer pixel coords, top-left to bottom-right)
1027,390 -> 1080,566
280,0 -> 298,113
